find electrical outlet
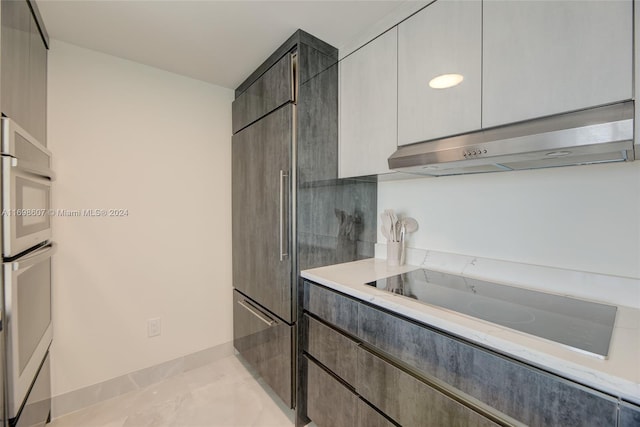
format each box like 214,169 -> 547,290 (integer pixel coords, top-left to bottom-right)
147,318 -> 161,337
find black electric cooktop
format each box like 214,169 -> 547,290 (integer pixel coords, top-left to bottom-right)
366,269 -> 617,359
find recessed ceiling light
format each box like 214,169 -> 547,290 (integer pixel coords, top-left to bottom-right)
429,74 -> 464,89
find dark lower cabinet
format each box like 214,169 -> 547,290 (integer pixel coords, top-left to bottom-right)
303,280 -> 358,335
304,314 -> 357,386
304,355 -> 394,427
357,398 -> 396,427
357,303 -> 618,427
620,402 -> 640,427
233,290 -> 292,407
301,280 -> 624,427
357,348 -> 499,427
305,356 -> 357,427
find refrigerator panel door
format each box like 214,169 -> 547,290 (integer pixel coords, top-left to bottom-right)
233,290 -> 293,407
232,105 -> 293,322
232,53 -> 294,134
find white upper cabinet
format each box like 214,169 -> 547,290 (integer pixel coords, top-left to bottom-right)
397,0 -> 482,146
339,28 -> 398,178
483,0 -> 633,128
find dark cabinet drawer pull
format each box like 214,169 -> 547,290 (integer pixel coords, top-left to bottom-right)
237,299 -> 276,326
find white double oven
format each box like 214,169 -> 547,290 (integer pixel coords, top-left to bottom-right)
1,117 -> 55,426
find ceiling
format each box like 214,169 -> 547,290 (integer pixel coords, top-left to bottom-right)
36,0 -> 410,90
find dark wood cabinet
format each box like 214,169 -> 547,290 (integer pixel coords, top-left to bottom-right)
232,290 -> 292,407
1,0 -> 48,145
301,280 -> 622,427
620,401 -> 640,427
232,53 -> 293,134
304,355 -> 394,427
357,398 -> 396,427
28,9 -> 47,144
357,347 -> 499,427
232,104 -> 293,323
305,356 -> 358,427
233,32 -> 377,416
1,0 -> 31,129
357,302 -> 618,427
304,314 -> 357,387
303,280 -> 358,335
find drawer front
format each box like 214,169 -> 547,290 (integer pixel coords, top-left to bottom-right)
620,401 -> 640,427
303,281 -> 358,335
358,304 -> 618,427
357,398 -> 397,427
233,291 -> 292,407
305,356 -> 358,427
304,314 -> 357,386
357,347 -> 499,427
232,53 -> 294,133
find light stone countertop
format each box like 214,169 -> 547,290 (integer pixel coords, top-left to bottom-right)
301,257 -> 640,405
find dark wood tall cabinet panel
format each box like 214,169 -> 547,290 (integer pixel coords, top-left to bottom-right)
232,54 -> 293,134
28,10 -> 47,144
232,30 -> 377,416
1,0 -> 31,129
232,104 -> 293,323
1,0 -> 48,146
233,290 -> 292,408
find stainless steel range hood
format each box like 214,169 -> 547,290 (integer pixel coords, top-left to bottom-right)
388,102 -> 634,176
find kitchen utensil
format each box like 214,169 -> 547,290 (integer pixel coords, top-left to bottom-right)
381,212 -> 393,241
399,223 -> 406,266
381,225 -> 390,240
390,211 -> 399,240
401,217 -> 418,233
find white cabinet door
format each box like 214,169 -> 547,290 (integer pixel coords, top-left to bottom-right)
397,0 -> 482,146
483,0 -> 633,128
339,28 -> 397,178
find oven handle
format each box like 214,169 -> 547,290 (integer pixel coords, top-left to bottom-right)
11,157 -> 55,181
11,242 -> 57,271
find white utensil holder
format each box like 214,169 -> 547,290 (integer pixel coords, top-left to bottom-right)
386,241 -> 404,267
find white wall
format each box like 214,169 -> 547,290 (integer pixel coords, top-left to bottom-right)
47,40 -> 234,396
379,161 -> 640,279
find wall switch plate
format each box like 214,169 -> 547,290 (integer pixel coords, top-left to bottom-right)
147,318 -> 161,337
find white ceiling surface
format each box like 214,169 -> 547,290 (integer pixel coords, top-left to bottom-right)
37,0 -> 411,90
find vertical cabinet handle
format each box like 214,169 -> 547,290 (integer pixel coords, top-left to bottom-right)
279,170 -> 289,261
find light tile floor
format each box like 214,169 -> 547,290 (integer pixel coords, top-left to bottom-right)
49,355 -> 295,427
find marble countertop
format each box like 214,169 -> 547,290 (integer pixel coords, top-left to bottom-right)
301,257 -> 640,405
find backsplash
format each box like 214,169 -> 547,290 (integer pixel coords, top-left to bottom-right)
378,161 -> 640,280
298,179 -> 377,269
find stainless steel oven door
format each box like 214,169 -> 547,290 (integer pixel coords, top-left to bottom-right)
3,243 -> 56,418
1,117 -> 54,258
2,156 -> 53,258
